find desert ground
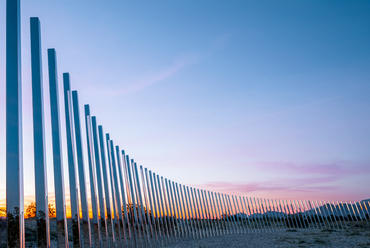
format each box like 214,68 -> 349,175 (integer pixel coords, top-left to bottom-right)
1,218 -> 370,247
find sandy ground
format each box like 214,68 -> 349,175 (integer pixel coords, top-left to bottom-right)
163,229 -> 370,247
1,218 -> 370,247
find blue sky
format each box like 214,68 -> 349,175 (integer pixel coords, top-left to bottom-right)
0,1 -> 369,210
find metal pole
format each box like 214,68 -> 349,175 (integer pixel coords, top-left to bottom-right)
63,81 -> 80,247
305,201 -> 317,229
157,175 -> 171,243
134,163 -> 151,247
30,17 -> 49,248
242,197 -> 253,233
204,191 -> 216,236
145,169 -> 159,246
152,172 -> 167,245
148,170 -> 162,246
171,182 -> 185,239
163,178 -> 176,242
6,0 -> 24,246
118,150 -> 132,242
196,189 -> 209,237
140,167 -> 154,246
72,91 -> 91,246
48,49 -> 68,247
338,202 -> 348,230
85,106 -> 101,247
181,185 -> 195,239
223,194 -> 236,234
105,136 -> 122,246
277,199 -> 287,230
235,196 -> 246,234
91,118 -> 108,247
247,197 -> 258,232
126,156 -> 141,246
123,154 -> 137,247
293,200 -> 302,229
201,190 -> 213,237
98,126 -> 115,245
214,193 -> 227,235
231,196 -> 242,233
256,198 -> 267,232
177,184 -> 190,239
187,187 -> 200,239
331,201 -> 343,230
191,188 -> 203,238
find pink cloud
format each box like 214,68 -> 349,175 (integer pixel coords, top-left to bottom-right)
257,160 -> 370,177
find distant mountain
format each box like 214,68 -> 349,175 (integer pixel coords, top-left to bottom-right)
228,199 -> 369,219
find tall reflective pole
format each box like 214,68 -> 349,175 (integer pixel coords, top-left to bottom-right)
98,126 -> 114,245
117,149 -> 132,241
105,136 -> 122,246
30,17 -> 49,248
141,167 -> 155,245
6,0 -> 24,246
150,171 -> 164,245
72,90 -> 91,247
183,186 -> 196,239
91,118 -> 109,247
145,169 -> 159,246
108,140 -> 127,246
47,49 -> 68,247
62,74 -> 79,247
85,106 -> 101,246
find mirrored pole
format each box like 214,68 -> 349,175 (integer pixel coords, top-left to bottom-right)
132,162 -> 146,247
145,169 -> 159,247
98,126 -> 114,245
48,49 -> 68,247
234,196 -> 245,233
117,149 -> 132,242
134,163 -> 151,247
181,185 -> 195,239
168,181 -> 181,240
6,0 -> 24,246
195,189 -> 207,238
164,179 -> 177,242
141,167 -> 155,246
187,187 -> 199,239
204,191 -> 215,236
72,90 -> 91,247
30,16 -> 49,248
305,201 -> 316,229
170,181 -> 184,240
245,197 -> 255,233
242,197 -> 253,233
331,201 -> 343,229
150,171 -> 164,246
91,118 -> 109,247
211,192 -> 221,236
123,154 -> 138,247
105,136 -> 122,246
152,172 -> 167,245
84,106 -> 101,247
158,176 -> 172,243
191,188 -> 203,238
338,202 -> 348,229
108,141 -> 127,246
126,156 -> 142,246
62,74 -> 79,247
175,183 -> 188,239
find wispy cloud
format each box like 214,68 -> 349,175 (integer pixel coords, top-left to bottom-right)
88,33 -> 231,97
195,177 -> 340,196
257,160 -> 370,177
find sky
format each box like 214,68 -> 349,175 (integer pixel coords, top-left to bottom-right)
0,0 -> 369,214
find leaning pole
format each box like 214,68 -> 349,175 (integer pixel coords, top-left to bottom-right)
6,0 -> 24,247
